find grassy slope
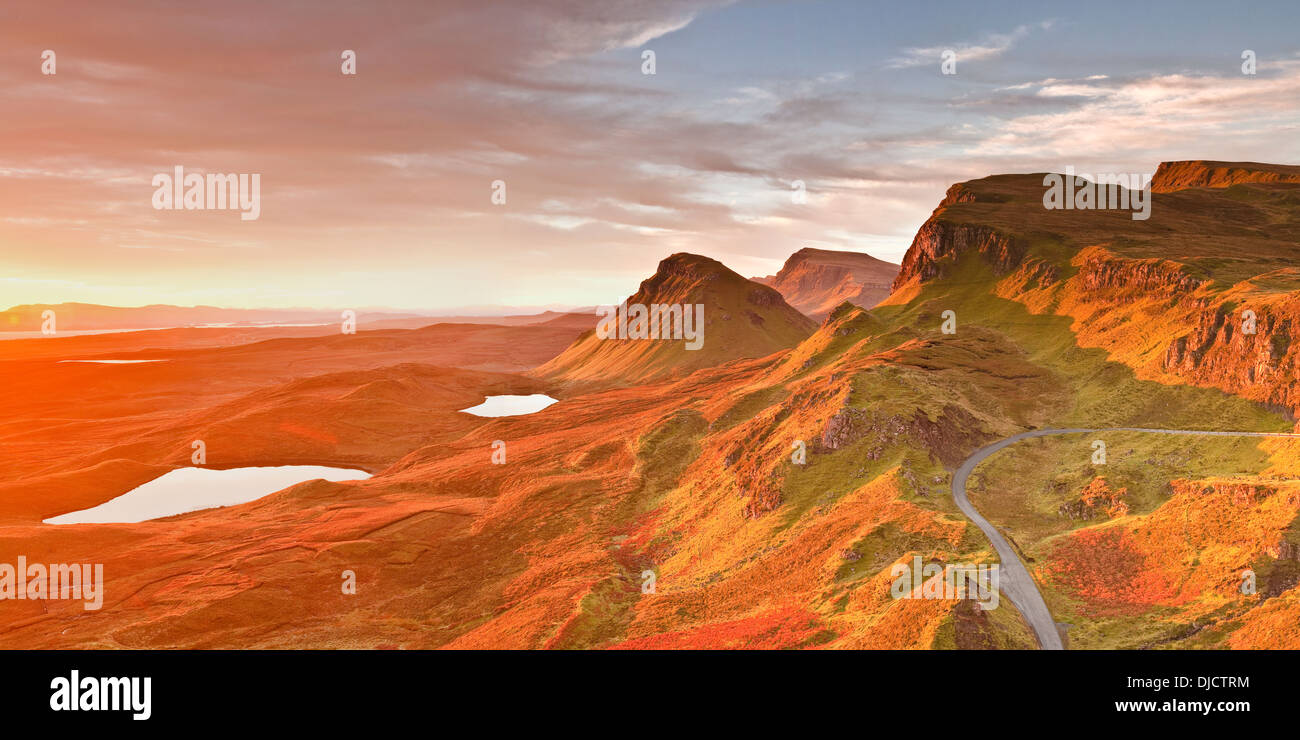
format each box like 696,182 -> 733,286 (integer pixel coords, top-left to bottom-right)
522,175 -> 1300,650
876,173 -> 1300,648
559,240 -> 1294,647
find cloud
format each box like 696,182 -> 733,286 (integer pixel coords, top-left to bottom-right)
1,4 -> 1296,311
885,21 -> 1055,69
968,57 -> 1300,163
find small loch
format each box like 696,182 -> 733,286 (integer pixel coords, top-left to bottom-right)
44,465 -> 371,524
458,394 -> 559,417
57,359 -> 168,364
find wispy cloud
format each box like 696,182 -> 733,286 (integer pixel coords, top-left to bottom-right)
885,20 -> 1055,69
968,57 -> 1300,161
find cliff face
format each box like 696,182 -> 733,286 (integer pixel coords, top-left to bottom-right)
1160,297 -> 1298,412
1061,248 -> 1300,415
755,247 -> 898,320
1151,160 -> 1300,193
888,180 -> 1025,292
891,220 -> 1024,292
1076,251 -> 1209,297
887,161 -> 1300,417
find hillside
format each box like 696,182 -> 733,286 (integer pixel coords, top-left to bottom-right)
536,253 -> 816,386
888,162 -> 1300,416
881,159 -> 1300,647
753,247 -> 899,320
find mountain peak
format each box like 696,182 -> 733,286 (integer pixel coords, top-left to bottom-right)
537,253 -> 815,386
657,252 -> 725,272
635,252 -> 789,308
756,247 -> 899,320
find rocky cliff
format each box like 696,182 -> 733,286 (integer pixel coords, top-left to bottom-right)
1151,160 -> 1300,193
887,161 -> 1300,417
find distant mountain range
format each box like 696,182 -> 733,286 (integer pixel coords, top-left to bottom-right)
0,303 -> 429,333
4,249 -> 902,336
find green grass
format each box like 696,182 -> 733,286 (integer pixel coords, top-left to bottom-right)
969,431 -> 1273,548
882,254 -> 1292,433
547,575 -> 639,649
620,408 -> 708,521
713,385 -> 789,432
832,523 -> 962,584
776,364 -> 967,529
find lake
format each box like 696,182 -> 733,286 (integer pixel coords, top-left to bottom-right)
459,394 -> 559,417
43,465 -> 372,524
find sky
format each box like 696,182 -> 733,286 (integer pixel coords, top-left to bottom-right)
1,0 -> 1298,312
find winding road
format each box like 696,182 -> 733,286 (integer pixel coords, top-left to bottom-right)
952,426 -> 1300,651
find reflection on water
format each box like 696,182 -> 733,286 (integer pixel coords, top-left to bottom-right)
458,394 -> 559,417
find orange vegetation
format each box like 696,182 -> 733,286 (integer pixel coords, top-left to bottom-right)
1073,477 -> 1130,519
1044,479 -> 1300,620
608,606 -> 826,650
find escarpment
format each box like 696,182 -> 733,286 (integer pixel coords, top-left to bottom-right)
891,220 -> 1024,291
1151,160 -> 1300,193
1076,252 -> 1210,298
1162,301 -> 1299,413
886,163 -> 1300,417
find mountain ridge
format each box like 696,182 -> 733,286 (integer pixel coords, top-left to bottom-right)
753,247 -> 899,320
1150,160 -> 1300,192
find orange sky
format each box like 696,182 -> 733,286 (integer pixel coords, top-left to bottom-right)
2,1 -> 1298,311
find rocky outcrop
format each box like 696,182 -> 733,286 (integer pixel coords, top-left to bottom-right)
1177,479 -> 1280,506
1161,302 -> 1298,413
1273,540 -> 1300,561
1049,248 -> 1300,415
1151,160 -> 1300,193
892,220 -> 1024,291
1058,477 -> 1129,520
934,181 -> 1006,208
885,180 -> 1018,292
1077,253 -> 1208,298
815,403 -> 988,468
